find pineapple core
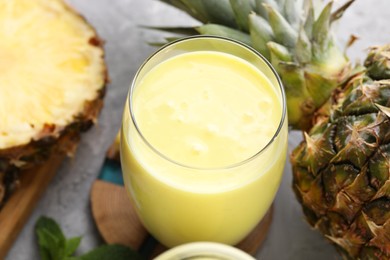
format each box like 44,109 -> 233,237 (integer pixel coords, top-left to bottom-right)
0,0 -> 105,149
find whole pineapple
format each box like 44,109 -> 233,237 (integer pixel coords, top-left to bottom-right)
0,0 -> 107,207
151,0 -> 390,258
291,45 -> 390,259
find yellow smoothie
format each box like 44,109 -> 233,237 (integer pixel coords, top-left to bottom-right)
121,50 -> 287,247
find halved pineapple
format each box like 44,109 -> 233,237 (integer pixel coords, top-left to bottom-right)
0,0 -> 107,206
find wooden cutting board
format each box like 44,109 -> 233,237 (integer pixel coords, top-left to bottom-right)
90,157 -> 273,259
0,153 -> 65,259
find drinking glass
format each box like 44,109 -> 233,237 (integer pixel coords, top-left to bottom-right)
120,36 -> 288,248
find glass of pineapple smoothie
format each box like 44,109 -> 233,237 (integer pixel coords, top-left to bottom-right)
120,36 -> 287,248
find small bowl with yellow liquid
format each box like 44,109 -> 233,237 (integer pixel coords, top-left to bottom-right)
154,242 -> 256,260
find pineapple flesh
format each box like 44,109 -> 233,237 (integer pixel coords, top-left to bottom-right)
153,0 -> 389,259
0,0 -> 107,207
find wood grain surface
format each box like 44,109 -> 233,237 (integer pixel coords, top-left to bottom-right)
0,154 -> 65,259
91,179 -> 273,258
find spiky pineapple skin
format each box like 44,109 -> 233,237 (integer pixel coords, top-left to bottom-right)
0,1 -> 108,208
365,45 -> 390,81
291,47 -> 390,259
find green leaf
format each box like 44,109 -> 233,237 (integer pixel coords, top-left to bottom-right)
265,4 -> 297,49
304,71 -> 335,107
255,0 -> 279,19
277,62 -> 305,93
142,26 -> 198,36
36,230 -> 52,260
255,0 -> 267,18
179,0 -> 237,27
275,0 -> 286,10
34,217 -> 143,260
146,36 -> 183,46
284,0 -> 303,29
312,2 -> 332,51
165,36 -> 183,42
267,41 -> 293,64
331,0 -> 355,23
249,13 -> 274,59
158,0 -> 194,17
275,61 -> 309,127
37,229 -> 66,260
303,0 -> 314,39
147,41 -> 166,47
36,217 -> 66,243
65,237 -> 82,257
158,0 -> 209,23
159,0 -> 237,27
295,27 -> 312,63
229,0 -> 255,32
35,216 -> 67,260
77,244 -> 145,260
196,24 -> 251,46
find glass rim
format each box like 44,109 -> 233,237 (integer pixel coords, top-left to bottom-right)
128,35 -> 287,170
153,242 -> 256,260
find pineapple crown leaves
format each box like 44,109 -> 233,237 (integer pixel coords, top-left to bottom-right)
155,0 -> 353,61
149,0 -> 356,130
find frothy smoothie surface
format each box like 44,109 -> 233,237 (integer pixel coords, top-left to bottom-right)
132,51 -> 281,168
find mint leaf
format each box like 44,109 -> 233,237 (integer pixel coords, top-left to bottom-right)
36,229 -> 51,260
76,244 -> 145,260
65,236 -> 82,256
36,216 -> 66,243
35,216 -> 67,260
35,216 -> 144,260
37,229 -> 65,260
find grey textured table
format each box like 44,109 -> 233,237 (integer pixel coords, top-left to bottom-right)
6,1 -> 390,259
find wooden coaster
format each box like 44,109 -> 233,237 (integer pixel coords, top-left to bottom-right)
0,153 -> 65,259
91,180 -> 273,258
